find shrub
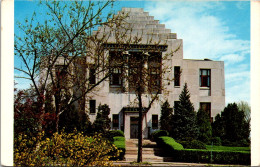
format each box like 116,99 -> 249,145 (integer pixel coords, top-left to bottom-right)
177,140 -> 206,149
109,130 -> 125,137
157,136 -> 184,152
111,136 -> 125,160
151,130 -> 169,142
173,149 -> 250,165
14,131 -> 120,166
155,136 -> 250,165
211,137 -> 222,146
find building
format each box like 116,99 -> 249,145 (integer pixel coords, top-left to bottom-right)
43,8 -> 225,139
86,8 -> 225,139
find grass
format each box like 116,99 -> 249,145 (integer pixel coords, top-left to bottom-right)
205,145 -> 250,153
113,136 -> 125,149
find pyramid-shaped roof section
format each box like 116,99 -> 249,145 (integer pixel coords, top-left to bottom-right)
94,8 -> 177,44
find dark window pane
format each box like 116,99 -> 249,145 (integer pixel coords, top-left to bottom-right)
89,100 -> 96,114
89,68 -> 96,84
174,66 -> 181,86
152,115 -> 158,129
113,114 -> 119,128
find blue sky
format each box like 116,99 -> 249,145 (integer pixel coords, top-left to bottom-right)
15,1 -> 250,105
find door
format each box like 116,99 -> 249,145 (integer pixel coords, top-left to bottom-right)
130,117 -> 139,139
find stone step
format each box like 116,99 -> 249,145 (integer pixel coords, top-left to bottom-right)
125,148 -> 163,154
125,150 -> 164,155
125,155 -> 175,162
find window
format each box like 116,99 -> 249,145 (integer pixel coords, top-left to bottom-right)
110,68 -> 122,85
174,101 -> 180,114
55,65 -> 67,88
128,52 -> 142,90
152,115 -> 158,129
109,51 -> 123,86
200,102 -> 212,122
174,66 -> 181,86
200,69 -> 211,87
89,100 -> 96,114
112,114 -> 119,128
89,67 -> 96,84
148,53 -> 162,92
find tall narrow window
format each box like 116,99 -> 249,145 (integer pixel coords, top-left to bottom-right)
109,51 -> 123,86
200,69 -> 211,87
55,65 -> 67,89
89,67 -> 96,84
174,66 -> 180,86
200,102 -> 212,122
112,114 -> 119,128
148,53 -> 162,93
89,100 -> 96,114
152,115 -> 158,129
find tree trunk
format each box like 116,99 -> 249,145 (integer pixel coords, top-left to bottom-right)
137,91 -> 143,162
137,59 -> 143,163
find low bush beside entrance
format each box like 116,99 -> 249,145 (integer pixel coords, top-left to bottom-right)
109,130 -> 126,160
156,136 -> 250,165
112,136 -> 126,160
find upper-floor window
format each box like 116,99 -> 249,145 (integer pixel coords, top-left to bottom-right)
109,51 -> 123,86
110,68 -> 122,86
174,66 -> 181,86
200,102 -> 212,122
152,114 -> 159,129
148,53 -> 162,92
89,67 -> 96,85
200,69 -> 211,87
89,100 -> 96,114
55,65 -> 67,88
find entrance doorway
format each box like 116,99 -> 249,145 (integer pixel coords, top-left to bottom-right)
130,117 -> 138,139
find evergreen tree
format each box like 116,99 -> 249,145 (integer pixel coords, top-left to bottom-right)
197,109 -> 212,144
212,113 -> 225,139
212,103 -> 250,146
171,83 -> 198,140
160,100 -> 173,133
93,104 -> 111,132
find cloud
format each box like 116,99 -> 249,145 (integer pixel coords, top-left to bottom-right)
220,54 -> 245,65
144,1 -> 250,105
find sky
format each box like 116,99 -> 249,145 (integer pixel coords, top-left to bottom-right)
14,0 -> 250,105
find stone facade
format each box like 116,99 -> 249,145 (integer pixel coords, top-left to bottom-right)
86,8 -> 225,139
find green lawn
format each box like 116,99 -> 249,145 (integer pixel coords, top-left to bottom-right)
206,145 -> 250,153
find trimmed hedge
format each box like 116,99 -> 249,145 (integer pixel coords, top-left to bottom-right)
177,140 -> 206,149
156,136 -> 250,165
157,136 -> 184,151
111,136 -> 125,160
151,130 -> 169,142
